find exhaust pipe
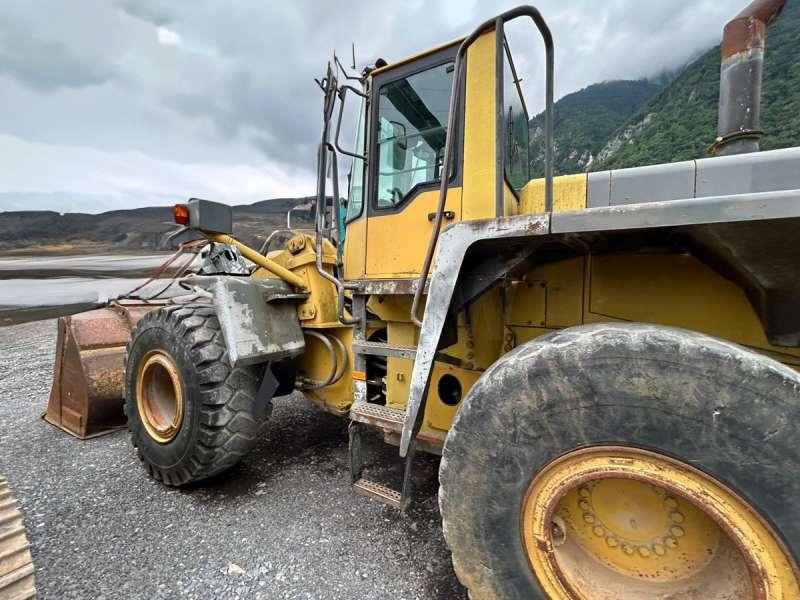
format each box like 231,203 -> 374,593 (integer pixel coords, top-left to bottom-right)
711,0 -> 785,156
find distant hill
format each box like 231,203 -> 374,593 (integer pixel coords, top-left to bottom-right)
594,1 -> 799,170
529,79 -> 664,176
0,197 -> 315,254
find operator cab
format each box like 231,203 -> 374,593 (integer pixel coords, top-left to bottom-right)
340,30 -> 535,280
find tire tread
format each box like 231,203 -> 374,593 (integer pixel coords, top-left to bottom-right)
125,304 -> 270,486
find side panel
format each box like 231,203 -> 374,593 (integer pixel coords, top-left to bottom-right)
461,31 -> 497,221
585,254 -> 800,365
343,216 -> 367,280
365,188 -> 462,277
519,173 -> 587,213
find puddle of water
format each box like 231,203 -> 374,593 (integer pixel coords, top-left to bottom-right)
0,253 -> 190,279
0,254 -> 190,326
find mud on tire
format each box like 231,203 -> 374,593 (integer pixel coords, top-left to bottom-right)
439,323 -> 800,599
124,304 -> 271,486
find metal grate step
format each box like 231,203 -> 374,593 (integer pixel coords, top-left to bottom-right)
351,341 -> 416,359
353,478 -> 410,511
349,402 -> 405,432
351,341 -> 463,367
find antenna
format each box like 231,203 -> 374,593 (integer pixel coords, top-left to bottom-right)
351,43 -> 356,70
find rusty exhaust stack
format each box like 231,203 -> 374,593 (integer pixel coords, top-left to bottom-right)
711,0 -> 785,155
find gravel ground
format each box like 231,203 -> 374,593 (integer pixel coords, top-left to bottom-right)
0,320 -> 467,599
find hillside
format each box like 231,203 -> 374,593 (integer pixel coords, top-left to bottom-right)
0,198 -> 315,254
595,1 -> 800,170
529,79 -> 664,176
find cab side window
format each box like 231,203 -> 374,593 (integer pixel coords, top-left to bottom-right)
376,62 -> 453,208
502,43 -> 529,192
345,98 -> 367,221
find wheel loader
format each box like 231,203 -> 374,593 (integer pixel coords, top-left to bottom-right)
42,1 -> 800,597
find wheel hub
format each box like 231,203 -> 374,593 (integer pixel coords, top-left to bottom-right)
521,446 -> 800,600
558,478 -> 721,581
136,350 -> 184,444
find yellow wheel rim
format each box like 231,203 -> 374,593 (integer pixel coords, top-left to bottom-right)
521,446 -> 800,599
136,350 -> 184,444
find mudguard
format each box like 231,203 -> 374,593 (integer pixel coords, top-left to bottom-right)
188,276 -> 306,367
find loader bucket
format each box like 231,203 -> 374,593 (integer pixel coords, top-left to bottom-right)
45,300 -> 168,439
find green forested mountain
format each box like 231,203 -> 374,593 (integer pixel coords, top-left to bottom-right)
529,80 -> 663,176
531,2 -> 800,175
594,1 -> 800,170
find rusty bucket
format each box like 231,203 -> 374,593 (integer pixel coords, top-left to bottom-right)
45,300 -> 168,439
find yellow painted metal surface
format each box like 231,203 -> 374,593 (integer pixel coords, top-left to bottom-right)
506,257 -> 584,329
263,234 -> 341,327
423,364 -> 481,432
519,173 -> 587,214
506,281 -> 546,327
365,187 -> 462,277
136,349 -> 184,444
385,320 -> 416,411
299,327 -> 356,415
586,254 -> 800,363
382,319 -> 481,435
382,292 -> 502,433
503,182 -> 519,217
461,31 -> 497,221
465,287 -> 505,370
343,216 -> 367,280
521,446 -> 800,599
369,37 -> 464,77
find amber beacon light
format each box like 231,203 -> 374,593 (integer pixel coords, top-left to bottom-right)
173,203 -> 189,225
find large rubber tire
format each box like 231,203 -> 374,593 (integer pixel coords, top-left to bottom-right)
124,304 -> 271,486
439,323 -> 800,599
0,477 -> 35,600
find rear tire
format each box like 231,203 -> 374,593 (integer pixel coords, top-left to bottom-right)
439,323 -> 800,599
124,304 -> 272,486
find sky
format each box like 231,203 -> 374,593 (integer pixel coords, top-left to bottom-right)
0,0 -> 747,214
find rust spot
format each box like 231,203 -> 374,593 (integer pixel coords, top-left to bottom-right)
721,0 -> 785,59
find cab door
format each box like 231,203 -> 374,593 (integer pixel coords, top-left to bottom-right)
363,43 -> 463,279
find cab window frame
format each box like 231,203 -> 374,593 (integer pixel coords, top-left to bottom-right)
344,91 -> 369,224
367,43 -> 464,217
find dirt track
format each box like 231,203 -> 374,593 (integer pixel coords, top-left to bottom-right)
0,319 -> 466,599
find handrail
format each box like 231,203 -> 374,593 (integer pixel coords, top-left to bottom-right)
410,5 -> 554,327
313,61 -> 362,325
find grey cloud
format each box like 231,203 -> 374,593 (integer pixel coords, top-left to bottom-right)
0,29 -> 114,91
0,0 -> 747,213
117,0 -> 177,26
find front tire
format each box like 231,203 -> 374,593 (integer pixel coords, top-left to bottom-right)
439,323 -> 800,599
124,304 -> 271,486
